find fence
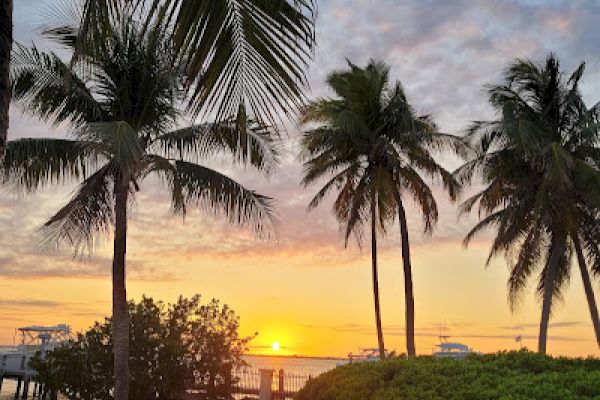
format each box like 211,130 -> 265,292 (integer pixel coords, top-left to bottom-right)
233,369 -> 311,400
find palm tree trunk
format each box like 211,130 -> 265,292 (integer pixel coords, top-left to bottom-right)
396,198 -> 416,357
574,237 -> 600,349
112,177 -> 129,400
0,0 -> 13,156
370,194 -> 385,359
538,239 -> 562,354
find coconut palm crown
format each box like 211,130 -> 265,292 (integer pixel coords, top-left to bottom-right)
78,0 -> 316,131
456,54 -> 600,353
3,15 -> 277,400
300,60 -> 461,358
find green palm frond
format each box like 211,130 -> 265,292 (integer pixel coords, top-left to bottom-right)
1,138 -> 101,192
460,53 -> 600,320
507,220 -> 546,310
74,0 -> 135,62
152,0 -> 316,128
401,144 -> 460,200
77,121 -> 143,170
421,132 -> 472,160
40,163 -> 116,253
301,59 -> 457,243
338,173 -> 370,246
579,210 -> 600,276
11,43 -> 103,125
306,162 -> 360,211
153,120 -> 280,171
536,238 -> 572,310
150,157 -> 276,236
396,165 -> 438,233
7,11 -> 277,259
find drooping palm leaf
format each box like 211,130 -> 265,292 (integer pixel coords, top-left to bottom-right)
40,163 -> 116,252
149,157 -> 276,236
1,138 -> 100,191
11,43 -> 103,125
153,119 -> 280,171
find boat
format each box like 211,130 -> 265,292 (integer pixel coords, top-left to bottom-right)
0,324 -> 71,382
433,336 -> 478,359
347,348 -> 389,363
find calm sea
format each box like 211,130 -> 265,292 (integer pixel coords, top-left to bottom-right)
0,355 -> 344,398
242,355 -> 346,376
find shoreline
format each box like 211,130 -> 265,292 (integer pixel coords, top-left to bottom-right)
244,353 -> 347,361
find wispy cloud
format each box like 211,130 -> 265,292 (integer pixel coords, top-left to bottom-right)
4,0 -> 600,355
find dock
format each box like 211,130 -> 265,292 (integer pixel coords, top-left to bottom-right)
0,325 -> 70,399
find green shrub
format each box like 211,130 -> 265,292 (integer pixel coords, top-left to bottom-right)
30,295 -> 253,400
297,351 -> 600,400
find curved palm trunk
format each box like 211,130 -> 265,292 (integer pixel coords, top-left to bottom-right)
0,0 -> 12,156
396,198 -> 416,357
574,237 -> 600,348
370,194 -> 385,359
538,239 -> 563,354
112,177 -> 129,400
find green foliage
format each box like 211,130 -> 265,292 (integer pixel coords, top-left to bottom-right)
78,0 -> 317,130
297,352 -> 600,400
300,59 -> 462,245
3,9 -> 278,252
456,54 -> 600,312
30,295 -> 253,400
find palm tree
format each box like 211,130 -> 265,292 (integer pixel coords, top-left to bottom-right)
78,0 -> 316,130
0,0 -> 12,155
3,16 -> 277,400
456,54 -> 600,353
300,60 -> 459,358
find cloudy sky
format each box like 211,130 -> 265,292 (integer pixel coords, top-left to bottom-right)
2,0 -> 600,357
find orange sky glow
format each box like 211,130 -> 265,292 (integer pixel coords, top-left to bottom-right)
2,0 -> 600,359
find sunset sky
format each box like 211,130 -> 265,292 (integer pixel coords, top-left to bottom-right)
2,0 -> 600,358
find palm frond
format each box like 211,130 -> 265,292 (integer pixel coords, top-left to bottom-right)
77,121 -> 143,170
397,165 -> 438,233
158,0 -> 316,128
338,172 -> 370,246
307,162 -> 360,211
153,120 -> 280,171
40,163 -> 116,253
1,138 -> 100,192
11,43 -> 103,125
507,220 -> 546,310
150,158 -> 276,236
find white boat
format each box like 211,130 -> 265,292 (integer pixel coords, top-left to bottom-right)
347,348 -> 389,363
1,324 -> 71,378
433,336 -> 478,359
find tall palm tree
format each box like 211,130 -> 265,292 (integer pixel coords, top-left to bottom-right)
0,0 -> 12,155
3,16 -> 276,400
300,60 -> 459,358
78,0 -> 316,130
456,54 -> 600,353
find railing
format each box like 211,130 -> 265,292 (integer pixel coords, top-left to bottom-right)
233,369 -> 311,400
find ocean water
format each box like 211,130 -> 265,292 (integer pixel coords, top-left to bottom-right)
0,355 -> 344,399
242,355 -> 346,376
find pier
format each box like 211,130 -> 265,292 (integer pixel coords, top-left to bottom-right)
0,325 -> 70,399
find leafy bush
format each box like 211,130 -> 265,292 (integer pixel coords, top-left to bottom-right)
30,295 -> 252,400
297,351 -> 600,400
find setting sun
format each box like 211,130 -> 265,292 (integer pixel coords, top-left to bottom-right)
272,342 -> 280,352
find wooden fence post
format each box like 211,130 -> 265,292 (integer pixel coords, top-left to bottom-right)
278,369 -> 284,399
258,369 -> 274,400
22,380 -> 30,400
15,378 -> 22,399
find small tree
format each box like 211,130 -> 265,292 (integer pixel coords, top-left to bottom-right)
30,295 -> 252,400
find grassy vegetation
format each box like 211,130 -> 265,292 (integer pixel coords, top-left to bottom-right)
296,351 -> 600,400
